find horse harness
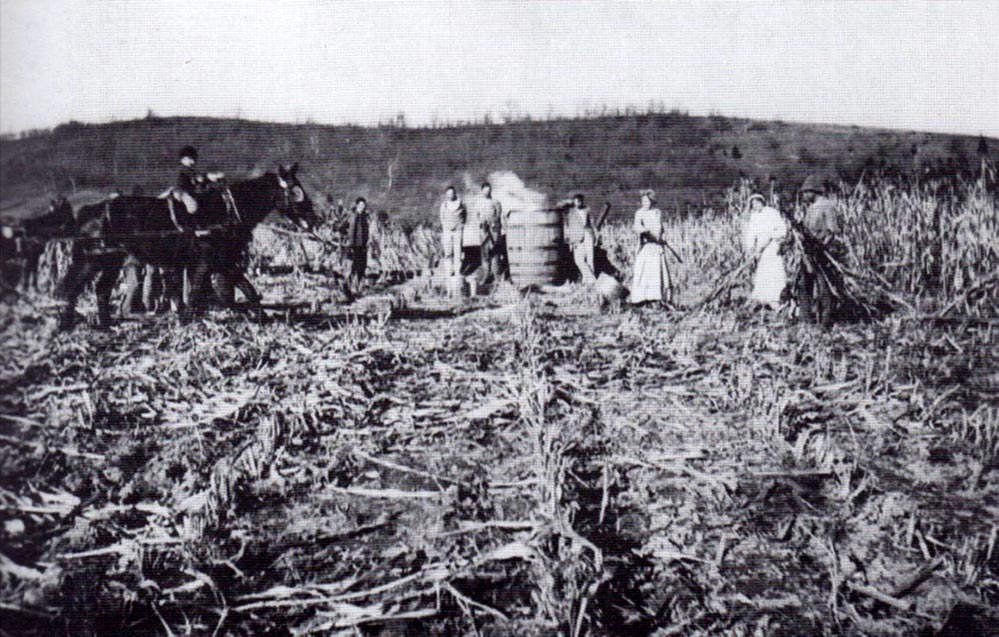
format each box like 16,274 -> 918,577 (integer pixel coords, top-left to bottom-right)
163,185 -> 240,234
166,197 -> 184,233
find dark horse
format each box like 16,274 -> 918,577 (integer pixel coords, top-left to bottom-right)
58,164 -> 318,330
8,197 -> 75,291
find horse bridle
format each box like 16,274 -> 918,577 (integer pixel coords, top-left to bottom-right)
276,175 -> 308,222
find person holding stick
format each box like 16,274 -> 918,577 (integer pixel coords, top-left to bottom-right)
628,189 -> 674,306
472,182 -> 505,283
560,193 -> 597,284
741,193 -> 787,309
796,175 -> 846,324
799,176 -> 840,244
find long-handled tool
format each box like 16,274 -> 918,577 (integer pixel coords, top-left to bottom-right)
660,238 -> 683,264
595,202 -> 612,232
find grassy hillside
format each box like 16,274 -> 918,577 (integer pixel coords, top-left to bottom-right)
2,112 -> 994,228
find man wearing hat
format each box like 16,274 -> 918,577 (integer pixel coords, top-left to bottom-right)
174,145 -> 207,216
797,176 -> 845,324
439,186 -> 466,278
559,193 -> 596,284
799,176 -> 840,244
471,181 -> 506,283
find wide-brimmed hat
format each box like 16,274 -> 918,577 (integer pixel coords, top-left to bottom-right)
748,193 -> 766,205
640,188 -> 657,202
800,175 -> 825,194
178,145 -> 199,161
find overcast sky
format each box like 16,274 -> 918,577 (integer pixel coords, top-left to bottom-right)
2,0 -> 997,137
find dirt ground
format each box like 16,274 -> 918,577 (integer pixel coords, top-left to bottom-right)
1,274 -> 997,636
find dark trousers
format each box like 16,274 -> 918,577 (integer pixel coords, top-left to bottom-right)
460,246 -> 482,277
795,268 -> 834,326
348,246 -> 367,293
482,236 -> 507,281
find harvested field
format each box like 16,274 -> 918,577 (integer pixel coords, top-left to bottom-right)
3,288 -> 998,635
2,177 -> 998,636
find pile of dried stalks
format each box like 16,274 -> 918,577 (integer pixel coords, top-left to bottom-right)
782,220 -> 887,321
0,298 -> 635,635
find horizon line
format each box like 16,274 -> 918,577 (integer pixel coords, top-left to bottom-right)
2,106 -> 997,142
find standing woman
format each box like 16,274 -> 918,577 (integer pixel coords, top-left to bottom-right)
741,193 -> 787,309
629,189 -> 673,306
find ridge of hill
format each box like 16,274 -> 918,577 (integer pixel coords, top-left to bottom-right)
1,113 -> 993,227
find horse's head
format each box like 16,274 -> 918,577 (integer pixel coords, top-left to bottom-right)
275,163 -> 320,231
23,196 -> 74,237
48,196 -> 74,229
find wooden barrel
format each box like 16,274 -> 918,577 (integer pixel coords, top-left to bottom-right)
506,209 -> 565,286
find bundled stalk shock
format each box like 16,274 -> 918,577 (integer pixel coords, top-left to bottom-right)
784,217 -> 884,324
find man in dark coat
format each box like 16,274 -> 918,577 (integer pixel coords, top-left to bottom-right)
800,175 -> 841,244
346,197 -> 370,295
796,175 -> 844,325
176,145 -> 206,211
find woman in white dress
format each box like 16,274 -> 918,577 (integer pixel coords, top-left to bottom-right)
741,193 -> 788,309
629,189 -> 673,305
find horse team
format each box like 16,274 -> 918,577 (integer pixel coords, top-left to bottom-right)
2,163 -> 318,330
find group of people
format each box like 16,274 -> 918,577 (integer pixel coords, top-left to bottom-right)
439,182 -> 506,281
741,175 -> 844,315
432,183 -> 678,305
427,174 -> 844,314
122,145 -> 843,316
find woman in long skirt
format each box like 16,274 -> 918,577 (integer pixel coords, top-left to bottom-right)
629,189 -> 673,305
741,193 -> 788,309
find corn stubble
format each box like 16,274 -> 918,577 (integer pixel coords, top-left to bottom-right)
2,172 -> 998,636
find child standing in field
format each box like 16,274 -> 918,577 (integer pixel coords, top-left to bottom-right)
439,186 -> 466,277
629,189 -> 673,306
346,197 -> 370,296
742,193 -> 787,309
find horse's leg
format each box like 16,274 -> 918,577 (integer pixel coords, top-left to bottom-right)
155,268 -> 167,311
32,245 -> 45,291
230,270 -> 263,320
58,257 -> 96,331
182,261 -> 210,322
25,248 -> 40,292
17,251 -> 31,291
186,269 -> 215,308
140,266 -> 154,313
231,271 -> 261,306
20,259 -> 31,292
120,261 -> 141,316
94,255 -> 125,328
210,272 -> 235,308
162,268 -> 183,312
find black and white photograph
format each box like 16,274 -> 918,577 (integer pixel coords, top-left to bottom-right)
1,1 -> 997,635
